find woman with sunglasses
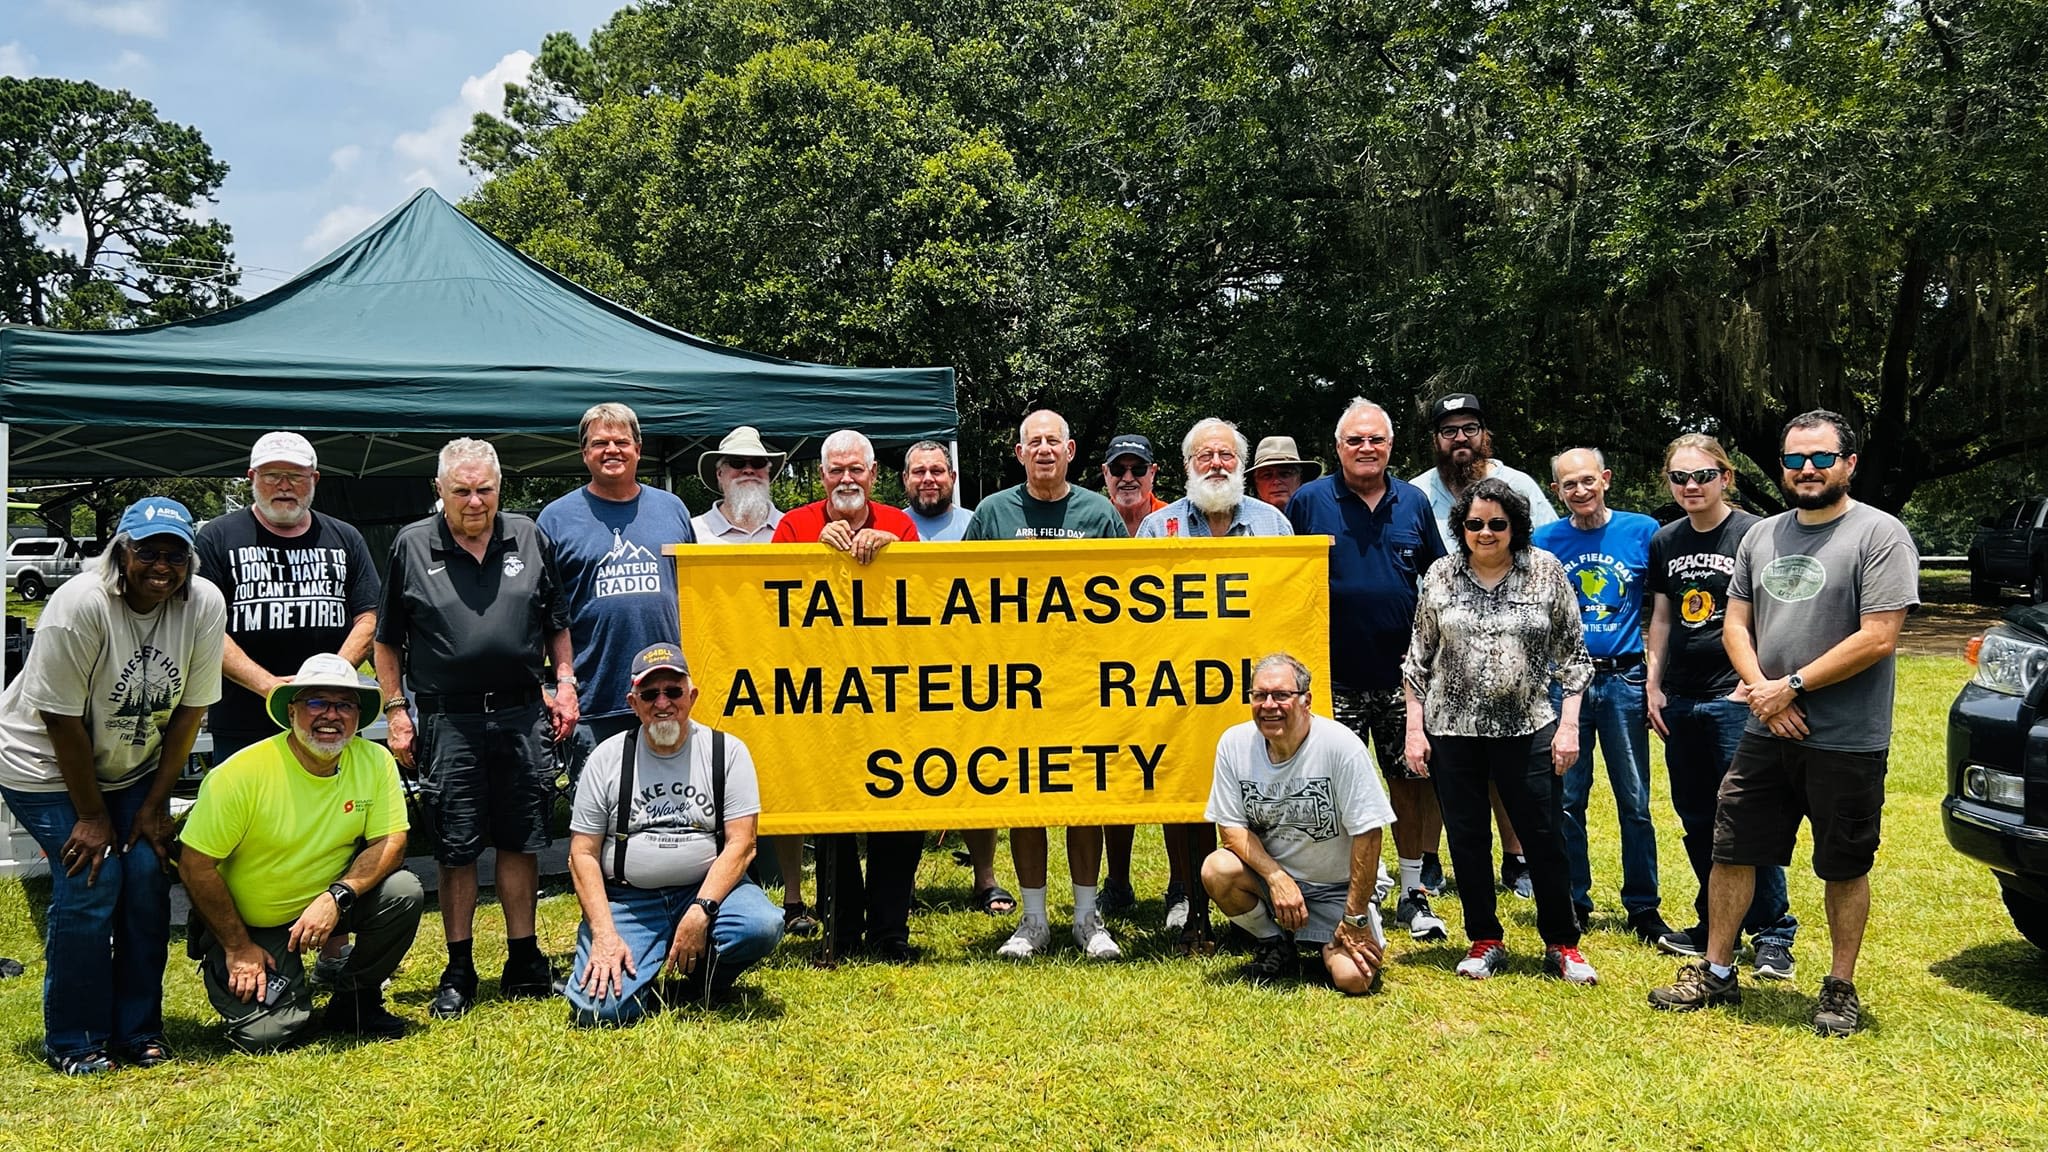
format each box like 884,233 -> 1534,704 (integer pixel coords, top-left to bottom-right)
1401,478 -> 1596,983
0,497 -> 226,1074
1642,435 -> 1799,972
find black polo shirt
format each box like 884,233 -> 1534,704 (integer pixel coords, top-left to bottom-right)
375,512 -> 569,695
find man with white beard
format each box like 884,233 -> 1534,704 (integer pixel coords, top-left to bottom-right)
1134,418 -> 1293,952
179,654 -> 423,1050
691,427 -> 788,544
772,429 -> 924,960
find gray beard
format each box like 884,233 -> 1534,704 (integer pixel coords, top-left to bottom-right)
254,497 -> 310,530
643,718 -> 684,748
293,722 -> 351,760
1188,471 -> 1244,516
828,487 -> 868,520
722,480 -> 775,530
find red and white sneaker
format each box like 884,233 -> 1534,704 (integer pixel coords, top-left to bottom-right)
1456,939 -> 1507,980
1545,944 -> 1598,985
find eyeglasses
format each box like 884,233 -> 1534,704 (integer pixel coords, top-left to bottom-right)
723,457 -> 771,471
1107,462 -> 1150,478
1462,517 -> 1511,533
1558,477 -> 1601,493
1191,449 -> 1238,466
296,696 -> 360,715
1668,467 -> 1724,487
1780,452 -> 1841,471
1342,435 -> 1390,449
132,545 -> 190,566
1250,689 -> 1304,703
637,685 -> 689,703
1437,423 -> 1484,440
255,471 -> 312,488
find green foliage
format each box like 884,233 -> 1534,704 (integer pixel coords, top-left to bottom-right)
0,77 -> 239,329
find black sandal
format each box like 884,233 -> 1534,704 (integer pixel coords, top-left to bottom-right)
47,1049 -> 118,1076
973,885 -> 1017,916
118,1038 -> 173,1069
783,903 -> 820,937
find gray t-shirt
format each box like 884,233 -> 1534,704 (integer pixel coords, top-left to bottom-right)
1728,502 -> 1919,751
1409,460 -> 1560,551
1205,714 -> 1396,886
570,719 -> 762,888
903,503 -> 975,542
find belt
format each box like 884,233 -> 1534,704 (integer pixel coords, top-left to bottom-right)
412,685 -> 542,715
1590,654 -> 1643,672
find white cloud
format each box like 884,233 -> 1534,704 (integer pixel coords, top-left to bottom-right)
329,144 -> 363,173
301,204 -> 380,254
47,0 -> 170,39
111,48 -> 149,74
390,49 -> 532,196
0,41 -> 36,77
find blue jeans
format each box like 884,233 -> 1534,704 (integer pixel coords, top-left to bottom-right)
0,782 -> 172,1059
1556,666 -> 1661,916
565,879 -> 783,1027
1661,693 -> 1797,945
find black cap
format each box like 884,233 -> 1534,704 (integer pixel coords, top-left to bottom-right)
1105,433 -> 1154,465
1428,393 -> 1486,427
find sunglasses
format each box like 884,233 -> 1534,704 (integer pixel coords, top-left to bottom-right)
1437,423 -> 1484,440
724,457 -> 771,471
132,545 -> 191,566
1462,517 -> 1511,533
637,685 -> 689,703
1668,467 -> 1724,487
1107,462 -> 1150,478
296,696 -> 360,715
1342,435 -> 1390,449
1780,452 -> 1841,471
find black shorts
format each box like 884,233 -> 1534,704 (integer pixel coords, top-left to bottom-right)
417,701 -> 553,866
1331,687 -> 1421,781
1711,733 -> 1887,881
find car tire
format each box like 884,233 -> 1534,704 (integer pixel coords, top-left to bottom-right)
1999,874 -> 2048,951
1970,570 -> 2001,605
15,572 -> 45,602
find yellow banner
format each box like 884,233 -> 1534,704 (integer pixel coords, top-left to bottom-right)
671,538 -> 1330,835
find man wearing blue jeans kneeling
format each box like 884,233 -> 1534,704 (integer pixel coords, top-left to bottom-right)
564,643 -> 782,1026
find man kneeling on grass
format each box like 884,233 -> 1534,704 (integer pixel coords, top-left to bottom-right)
180,654 -> 422,1050
1202,653 -> 1395,993
564,643 -> 783,1026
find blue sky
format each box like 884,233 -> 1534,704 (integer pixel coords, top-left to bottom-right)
4,0 -> 624,297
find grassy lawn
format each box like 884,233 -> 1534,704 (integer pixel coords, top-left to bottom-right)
2,654 -> 2045,1148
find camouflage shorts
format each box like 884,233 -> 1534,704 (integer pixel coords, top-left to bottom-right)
1330,687 -> 1423,781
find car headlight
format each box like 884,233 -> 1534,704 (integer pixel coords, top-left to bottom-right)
1973,628 -> 2048,697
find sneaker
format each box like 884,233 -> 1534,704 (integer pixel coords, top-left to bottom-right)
1544,944 -> 1599,985
1372,864 -> 1395,906
1752,939 -> 1795,982
1395,888 -> 1449,942
1628,909 -> 1674,948
1245,933 -> 1296,982
1420,852 -> 1448,896
1456,939 -> 1508,980
1647,960 -> 1742,1011
323,992 -> 408,1041
1500,854 -> 1531,899
1656,926 -> 1706,957
1813,975 -> 1862,1037
1163,883 -> 1189,931
997,918 -> 1051,961
1514,872 -> 1535,900
1074,909 -> 1122,960
310,942 -> 354,988
1097,880 -> 1137,917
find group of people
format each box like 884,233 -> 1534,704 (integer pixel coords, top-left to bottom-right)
0,389 -> 1915,1074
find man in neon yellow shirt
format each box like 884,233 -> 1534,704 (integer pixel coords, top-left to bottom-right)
180,654 -> 421,1050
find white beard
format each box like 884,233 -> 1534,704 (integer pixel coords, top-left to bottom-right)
254,495 -> 310,530
828,485 -> 868,520
644,718 -> 685,748
1188,469 -> 1244,516
723,478 -> 775,530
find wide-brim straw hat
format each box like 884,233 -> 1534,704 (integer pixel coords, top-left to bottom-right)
1248,435 -> 1324,481
697,426 -> 789,487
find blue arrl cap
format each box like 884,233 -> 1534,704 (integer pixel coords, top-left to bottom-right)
116,496 -> 197,545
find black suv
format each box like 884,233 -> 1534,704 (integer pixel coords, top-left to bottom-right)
1968,496 -> 2048,604
1946,600 -> 2048,947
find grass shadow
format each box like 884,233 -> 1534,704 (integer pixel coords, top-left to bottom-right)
1930,940 -> 2048,1015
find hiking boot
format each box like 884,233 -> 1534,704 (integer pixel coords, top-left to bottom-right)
1456,939 -> 1508,980
1648,961 -> 1741,1012
1813,975 -> 1862,1037
1752,939 -> 1795,982
1628,909 -> 1674,948
1420,852 -> 1449,896
1163,882 -> 1189,931
997,918 -> 1051,961
1395,888 -> 1449,942
1544,944 -> 1599,985
324,991 -> 408,1040
1097,880 -> 1137,918
1656,925 -> 1706,957
1074,909 -> 1122,960
1245,933 -> 1296,983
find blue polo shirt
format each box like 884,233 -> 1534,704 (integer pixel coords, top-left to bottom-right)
1532,509 -> 1658,660
1285,474 -> 1445,692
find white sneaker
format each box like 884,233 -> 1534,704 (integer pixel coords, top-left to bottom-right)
1456,940 -> 1508,980
998,918 -> 1051,961
1074,909 -> 1122,960
1164,895 -> 1189,931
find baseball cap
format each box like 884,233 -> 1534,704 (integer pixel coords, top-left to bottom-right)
250,431 -> 318,470
628,642 -> 692,684
1427,393 -> 1486,427
115,497 -> 196,545
1105,433 -> 1154,465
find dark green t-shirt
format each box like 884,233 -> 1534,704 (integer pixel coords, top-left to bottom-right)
963,485 -> 1127,541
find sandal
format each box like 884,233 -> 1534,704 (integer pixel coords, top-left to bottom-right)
118,1038 -> 173,1069
783,903 -> 820,937
973,884 -> 1017,916
47,1049 -> 118,1076
1175,923 -> 1218,958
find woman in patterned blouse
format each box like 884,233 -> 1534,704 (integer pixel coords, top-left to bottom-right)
1400,477 -> 1597,984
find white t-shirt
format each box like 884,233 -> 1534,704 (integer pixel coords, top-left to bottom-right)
1409,461 -> 1560,551
570,719 -> 762,888
1205,714 -> 1395,886
0,574 -> 226,792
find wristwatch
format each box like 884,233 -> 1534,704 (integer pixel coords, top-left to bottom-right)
692,897 -> 720,919
1788,672 -> 1807,697
555,675 -> 580,690
326,881 -> 357,915
1340,912 -> 1375,930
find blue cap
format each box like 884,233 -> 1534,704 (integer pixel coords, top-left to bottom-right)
115,497 -> 197,545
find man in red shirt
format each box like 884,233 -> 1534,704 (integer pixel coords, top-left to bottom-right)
771,429 -> 923,961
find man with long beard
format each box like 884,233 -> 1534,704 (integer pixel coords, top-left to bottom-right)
691,427 -> 787,544
1408,393 -> 1559,552
1136,417 -> 1293,953
773,429 -> 923,960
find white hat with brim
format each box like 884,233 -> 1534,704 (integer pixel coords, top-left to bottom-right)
697,426 -> 789,487
265,653 -> 384,731
1247,436 -> 1324,481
